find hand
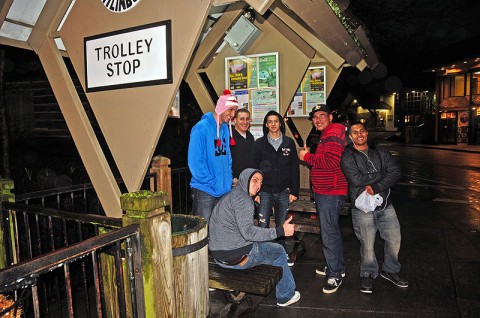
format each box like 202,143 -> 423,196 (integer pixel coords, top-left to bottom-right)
365,185 -> 374,195
254,195 -> 261,204
282,215 -> 295,237
289,194 -> 297,203
233,178 -> 238,187
299,145 -> 310,161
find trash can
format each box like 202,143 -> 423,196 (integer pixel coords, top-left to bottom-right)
171,215 -> 209,317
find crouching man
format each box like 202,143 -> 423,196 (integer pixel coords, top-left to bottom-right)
209,168 -> 301,307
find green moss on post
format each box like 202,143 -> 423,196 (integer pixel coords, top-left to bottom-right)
0,179 -> 14,269
120,190 -> 169,213
121,190 -> 174,318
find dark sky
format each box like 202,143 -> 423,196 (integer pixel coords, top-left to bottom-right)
348,0 -> 480,89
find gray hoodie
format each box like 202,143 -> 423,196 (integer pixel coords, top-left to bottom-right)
209,168 -> 285,263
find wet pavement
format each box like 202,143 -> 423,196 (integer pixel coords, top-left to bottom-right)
209,140 -> 480,317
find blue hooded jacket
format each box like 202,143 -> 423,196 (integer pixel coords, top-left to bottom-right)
188,112 -> 233,197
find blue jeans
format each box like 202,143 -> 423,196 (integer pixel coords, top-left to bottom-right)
191,188 -> 220,222
314,193 -> 345,279
351,204 -> 401,278
257,189 -> 290,228
215,242 -> 296,303
256,190 -> 290,248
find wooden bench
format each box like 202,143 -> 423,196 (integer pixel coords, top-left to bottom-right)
208,255 -> 282,317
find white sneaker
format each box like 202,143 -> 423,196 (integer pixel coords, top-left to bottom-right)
277,291 -> 301,307
315,265 -> 346,278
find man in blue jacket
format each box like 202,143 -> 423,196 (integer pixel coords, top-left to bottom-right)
341,121 -> 408,294
188,89 -> 238,222
209,168 -> 300,307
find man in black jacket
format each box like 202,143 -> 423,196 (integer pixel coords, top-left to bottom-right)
231,108 -> 255,185
251,111 -> 299,266
340,122 -> 408,294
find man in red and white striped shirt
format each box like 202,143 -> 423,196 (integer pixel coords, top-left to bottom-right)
299,104 -> 348,294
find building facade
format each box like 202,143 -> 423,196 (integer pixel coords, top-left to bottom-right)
431,58 -> 480,144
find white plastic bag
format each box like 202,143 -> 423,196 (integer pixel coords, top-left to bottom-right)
355,190 -> 383,213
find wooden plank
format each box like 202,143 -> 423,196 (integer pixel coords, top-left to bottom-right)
208,260 -> 282,296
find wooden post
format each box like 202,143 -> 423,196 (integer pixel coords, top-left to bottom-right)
121,191 -> 174,318
149,156 -> 172,210
0,178 -> 14,269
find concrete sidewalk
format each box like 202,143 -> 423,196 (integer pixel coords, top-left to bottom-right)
208,141 -> 480,317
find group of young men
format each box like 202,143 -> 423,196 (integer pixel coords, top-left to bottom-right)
188,89 -> 408,307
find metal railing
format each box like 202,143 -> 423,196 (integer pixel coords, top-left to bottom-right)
1,201 -> 122,264
0,224 -> 144,318
15,182 -> 109,215
14,168 -> 192,215
171,167 -> 192,215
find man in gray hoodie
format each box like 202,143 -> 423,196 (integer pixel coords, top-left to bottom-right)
209,168 -> 301,307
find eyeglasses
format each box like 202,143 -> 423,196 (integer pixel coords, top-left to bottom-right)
312,114 -> 328,120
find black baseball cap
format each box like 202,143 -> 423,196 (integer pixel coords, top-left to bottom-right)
308,104 -> 330,119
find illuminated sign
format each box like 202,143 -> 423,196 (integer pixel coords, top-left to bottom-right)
85,21 -> 172,92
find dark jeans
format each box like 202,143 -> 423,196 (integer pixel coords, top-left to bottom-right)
215,242 -> 296,303
256,189 -> 290,249
314,193 -> 345,279
191,188 -> 220,222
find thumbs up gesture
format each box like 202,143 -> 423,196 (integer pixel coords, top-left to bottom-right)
282,215 -> 295,237
299,145 -> 310,161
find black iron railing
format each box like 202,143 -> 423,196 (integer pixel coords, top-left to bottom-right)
1,202 -> 122,265
171,167 -> 192,215
0,224 -> 144,318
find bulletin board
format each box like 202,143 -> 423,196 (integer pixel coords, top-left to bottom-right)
225,52 -> 279,125
287,66 -> 326,117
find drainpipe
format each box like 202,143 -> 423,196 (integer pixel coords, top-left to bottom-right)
468,72 -> 474,145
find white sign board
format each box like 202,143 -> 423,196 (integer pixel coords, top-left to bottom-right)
85,21 -> 172,92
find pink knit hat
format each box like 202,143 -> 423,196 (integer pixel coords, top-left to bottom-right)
215,89 -> 239,146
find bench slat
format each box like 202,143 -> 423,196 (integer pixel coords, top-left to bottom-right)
208,261 -> 282,296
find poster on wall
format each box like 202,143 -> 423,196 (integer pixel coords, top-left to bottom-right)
287,66 -> 326,117
226,53 -> 279,123
457,111 -> 469,143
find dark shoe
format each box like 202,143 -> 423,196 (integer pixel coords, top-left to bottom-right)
360,275 -> 373,294
287,258 -> 295,267
315,265 -> 346,277
322,277 -> 342,294
277,291 -> 301,307
380,271 -> 409,288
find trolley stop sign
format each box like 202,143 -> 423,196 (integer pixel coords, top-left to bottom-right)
85,21 -> 172,92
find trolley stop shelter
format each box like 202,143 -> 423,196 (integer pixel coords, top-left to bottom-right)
0,0 -> 379,217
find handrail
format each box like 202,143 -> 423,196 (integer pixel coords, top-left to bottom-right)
0,224 -> 140,292
3,201 -> 122,228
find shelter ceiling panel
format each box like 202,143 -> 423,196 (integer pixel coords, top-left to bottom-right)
59,0 -> 211,191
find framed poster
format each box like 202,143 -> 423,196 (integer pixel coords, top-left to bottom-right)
287,66 -> 326,117
226,53 -> 279,123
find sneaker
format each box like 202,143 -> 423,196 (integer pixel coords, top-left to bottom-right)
287,257 -> 295,267
277,291 -> 301,307
315,266 -> 346,278
360,275 -> 373,294
208,288 -> 216,292
380,271 -> 409,288
322,277 -> 342,294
